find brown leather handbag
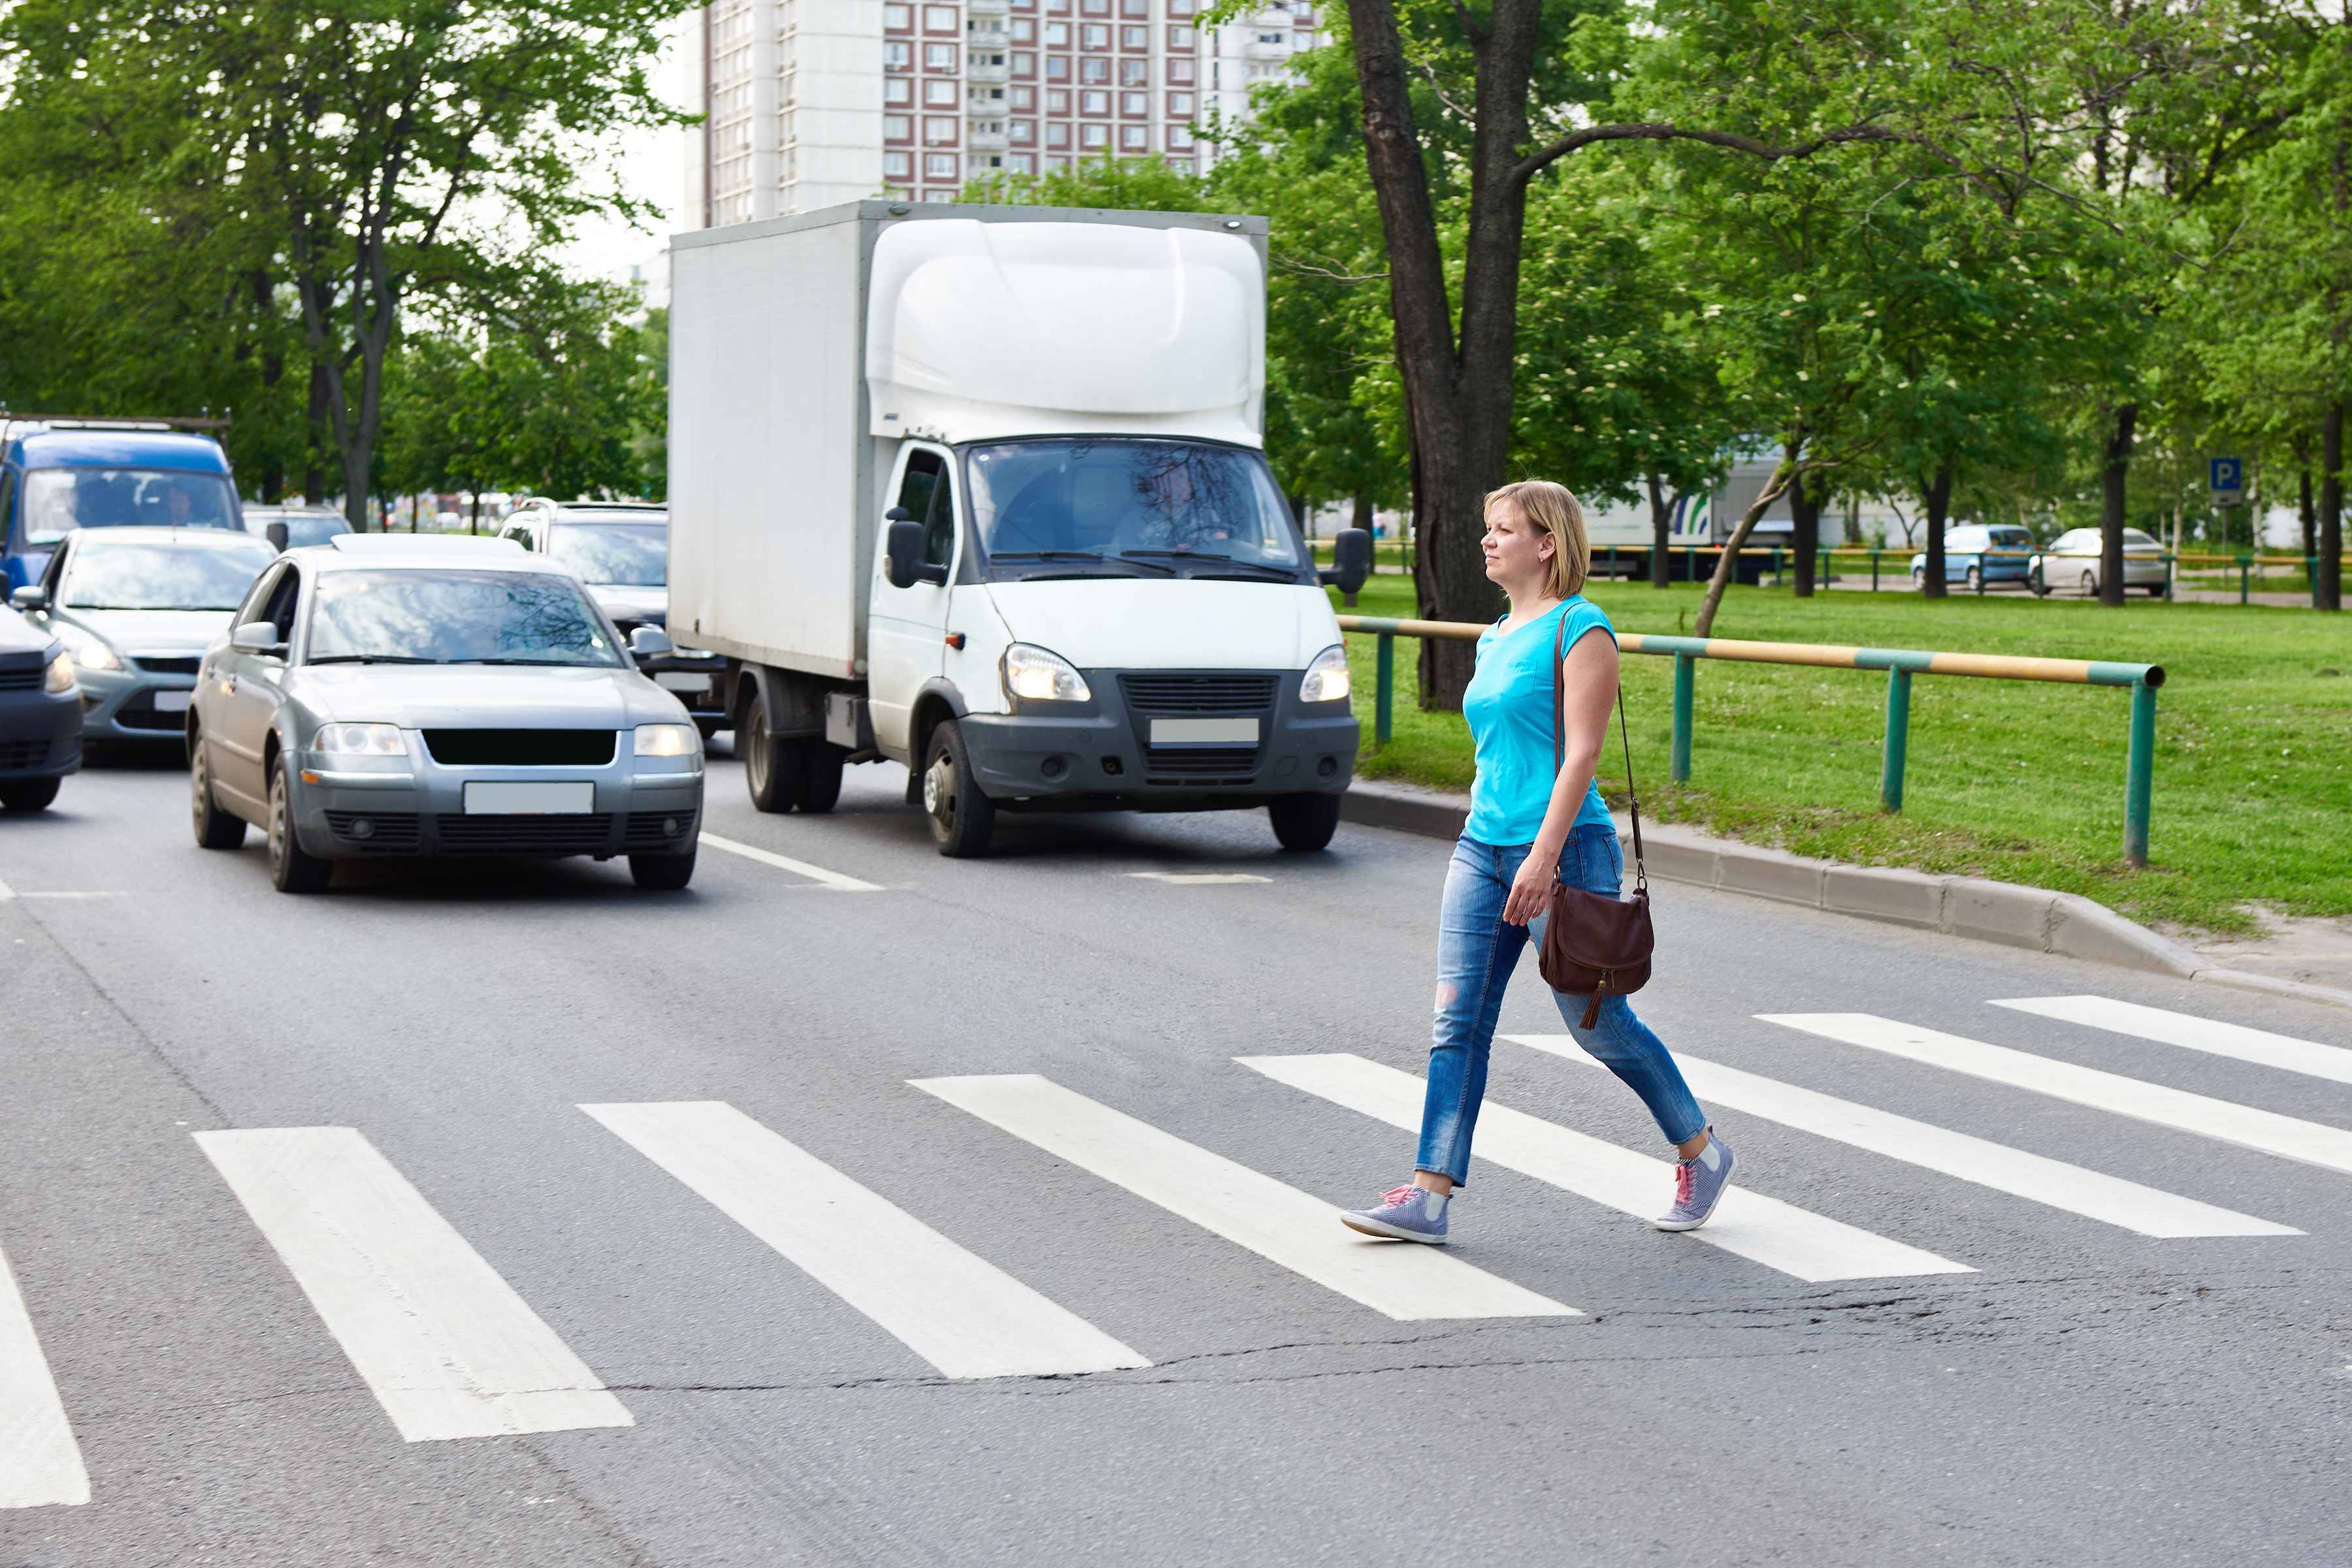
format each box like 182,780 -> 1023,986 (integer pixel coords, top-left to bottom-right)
1534,610 -> 1654,1028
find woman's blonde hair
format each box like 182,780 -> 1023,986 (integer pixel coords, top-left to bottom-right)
1485,480 -> 1590,598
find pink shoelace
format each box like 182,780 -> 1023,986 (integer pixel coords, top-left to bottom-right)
1674,1160 -> 1696,1208
1380,1184 -> 1420,1208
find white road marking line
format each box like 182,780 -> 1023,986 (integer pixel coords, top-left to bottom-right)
1991,996 -> 2352,1088
911,1073 -> 1576,1321
16,892 -> 128,900
1244,1054 -> 1972,1283
700,833 -> 883,892
0,1241 -> 88,1509
0,874 -> 14,900
194,1127 -> 632,1443
1126,872 -> 1272,885
1509,1035 -> 2298,1239
1761,1014 -> 2352,1178
581,1101 -> 1148,1379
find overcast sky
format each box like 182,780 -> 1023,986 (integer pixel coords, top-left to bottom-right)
551,21 -> 686,295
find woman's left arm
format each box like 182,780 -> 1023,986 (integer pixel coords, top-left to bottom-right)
1501,629 -> 1619,924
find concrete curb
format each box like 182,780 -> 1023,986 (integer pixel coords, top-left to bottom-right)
1339,779 -> 2352,1013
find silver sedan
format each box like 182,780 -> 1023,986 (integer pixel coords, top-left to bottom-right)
188,536 -> 704,892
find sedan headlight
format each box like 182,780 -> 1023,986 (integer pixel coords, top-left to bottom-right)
633,723 -> 699,757
1002,643 -> 1091,703
1300,644 -> 1351,704
43,651 -> 75,694
314,722 -> 408,756
56,627 -> 121,673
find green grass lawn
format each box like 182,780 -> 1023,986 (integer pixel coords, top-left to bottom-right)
1332,573 -> 2352,934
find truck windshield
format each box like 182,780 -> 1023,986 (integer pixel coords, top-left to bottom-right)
21,468 -> 240,543
547,522 -> 667,587
306,570 -> 626,667
962,439 -> 1305,580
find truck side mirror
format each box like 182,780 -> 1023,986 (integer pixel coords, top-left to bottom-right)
265,521 -> 291,552
1318,528 -> 1373,596
885,517 -> 926,590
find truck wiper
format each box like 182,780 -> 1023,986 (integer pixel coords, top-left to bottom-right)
990,549 -> 1175,576
1120,550 -> 1298,579
455,657 -> 595,666
306,654 -> 437,664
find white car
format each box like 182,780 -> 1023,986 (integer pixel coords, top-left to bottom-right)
2030,527 -> 2169,597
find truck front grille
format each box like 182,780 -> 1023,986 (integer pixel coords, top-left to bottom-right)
421,729 -> 616,766
1119,674 -> 1279,714
0,666 -> 44,691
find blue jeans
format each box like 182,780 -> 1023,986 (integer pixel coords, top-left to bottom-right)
1416,825 -> 1708,1186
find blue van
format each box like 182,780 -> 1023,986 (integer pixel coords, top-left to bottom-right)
0,422 -> 244,593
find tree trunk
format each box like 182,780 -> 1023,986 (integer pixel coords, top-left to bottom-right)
2298,449 -> 2317,559
1351,493 -> 1373,542
1920,466 -> 1952,598
1646,472 -> 1673,587
2322,400 -> 2344,613
302,361 -> 330,505
1788,455 -> 1821,596
1694,457 -> 1799,638
2099,402 -> 2136,608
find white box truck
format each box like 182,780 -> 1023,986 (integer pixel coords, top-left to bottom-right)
668,200 -> 1371,856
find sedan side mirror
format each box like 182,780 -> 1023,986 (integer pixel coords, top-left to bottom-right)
1318,527 -> 1373,596
9,585 -> 47,612
885,515 -> 936,590
265,521 -> 291,552
231,621 -> 286,655
629,624 -> 675,660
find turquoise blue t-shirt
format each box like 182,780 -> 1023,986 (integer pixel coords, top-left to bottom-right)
1462,596 -> 1617,845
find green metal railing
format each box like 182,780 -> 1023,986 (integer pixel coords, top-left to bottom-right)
1335,614 -> 2168,867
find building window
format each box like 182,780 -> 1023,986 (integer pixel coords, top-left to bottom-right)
1120,90 -> 1145,114
1167,90 -> 1193,114
886,77 -> 913,105
1167,0 -> 1193,12
1080,56 -> 1107,82
1010,118 -> 1034,140
1121,0 -> 1147,12
1294,31 -> 1313,48
1010,50 -> 1034,73
925,78 -> 957,105
1046,121 -> 1070,146
1046,0 -> 1068,11
1167,124 -> 1194,150
1119,59 -> 1147,86
1081,22 -> 1107,46
1044,19 -> 1068,42
1046,88 -> 1070,111
1009,152 -> 1035,172
884,150 -> 913,177
924,5 -> 957,29
1046,55 -> 1068,79
1081,122 -> 1108,148
924,42 -> 955,67
1011,18 -> 1034,40
885,114 -> 913,140
885,40 -> 911,66
1011,84 -> 1034,106
1080,88 -> 1108,113
926,152 -> 958,177
1167,57 -> 1193,84
884,3 -> 912,27
1120,25 -> 1147,48
1167,24 -> 1194,47
1258,31 -> 1282,43
1081,0 -> 1108,12
924,115 -> 958,142
1120,123 -> 1147,150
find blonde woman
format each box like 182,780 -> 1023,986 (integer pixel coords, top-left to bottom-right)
1342,480 -> 1733,1243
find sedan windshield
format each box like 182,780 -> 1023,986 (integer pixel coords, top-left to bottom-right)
253,512 -> 350,548
306,570 -> 625,666
22,468 -> 240,543
546,523 -> 667,587
962,439 -> 1305,580
62,541 -> 277,610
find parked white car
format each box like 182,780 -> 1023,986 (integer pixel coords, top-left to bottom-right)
2029,527 -> 2168,597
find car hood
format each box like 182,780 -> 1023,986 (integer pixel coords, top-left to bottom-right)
585,584 -> 668,625
0,605 -> 56,659
289,664 -> 685,728
978,580 -> 1337,671
69,608 -> 238,655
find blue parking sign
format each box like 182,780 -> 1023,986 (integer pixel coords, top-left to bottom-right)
2209,456 -> 2245,503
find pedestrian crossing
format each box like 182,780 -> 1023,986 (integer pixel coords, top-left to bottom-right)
2,992 -> 2344,1508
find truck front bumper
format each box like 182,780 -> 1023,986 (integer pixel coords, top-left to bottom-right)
959,668 -> 1357,809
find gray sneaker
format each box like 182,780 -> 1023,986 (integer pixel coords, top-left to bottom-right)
1341,1182 -> 1450,1243
1654,1128 -> 1735,1232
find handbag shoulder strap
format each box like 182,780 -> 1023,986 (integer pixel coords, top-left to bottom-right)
1551,604 -> 1646,890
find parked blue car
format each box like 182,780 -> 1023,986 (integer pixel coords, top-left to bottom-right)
0,420 -> 244,594
1908,524 -> 2037,590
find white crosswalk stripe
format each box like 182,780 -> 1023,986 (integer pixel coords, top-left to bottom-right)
195,1127 -> 634,1443
1761,1015 -> 2352,1178
0,1238 -> 88,1509
911,1073 -> 1578,1320
1507,1035 -> 2298,1239
1991,996 -> 2352,1088
582,1101 -> 1149,1379
1243,1054 -> 1973,1282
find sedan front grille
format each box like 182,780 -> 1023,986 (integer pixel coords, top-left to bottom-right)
435,813 -> 616,854
113,699 -> 185,732
421,729 -> 616,766
133,655 -> 201,675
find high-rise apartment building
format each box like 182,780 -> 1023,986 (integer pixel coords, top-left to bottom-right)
683,0 -> 1324,225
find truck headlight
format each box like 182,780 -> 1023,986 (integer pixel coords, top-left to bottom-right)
43,651 -> 75,693
1002,643 -> 1091,703
634,723 -> 699,757
314,722 -> 408,756
1299,644 -> 1351,703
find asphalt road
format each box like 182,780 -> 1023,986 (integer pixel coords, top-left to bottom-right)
3,747 -> 2347,1567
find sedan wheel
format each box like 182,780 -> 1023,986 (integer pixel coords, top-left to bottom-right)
191,736 -> 246,849
267,762 -> 331,893
2080,568 -> 2098,596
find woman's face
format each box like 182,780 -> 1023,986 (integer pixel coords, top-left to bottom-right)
1482,499 -> 1551,589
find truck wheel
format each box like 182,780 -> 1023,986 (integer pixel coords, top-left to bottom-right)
800,742 -> 846,815
189,738 -> 244,847
1268,792 -> 1341,852
267,761 -> 331,893
1,777 -> 60,813
742,684 -> 806,813
922,721 -> 995,857
629,849 -> 696,890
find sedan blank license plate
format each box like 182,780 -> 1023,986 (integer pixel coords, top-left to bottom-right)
1149,717 -> 1258,747
151,689 -> 193,713
463,781 -> 594,815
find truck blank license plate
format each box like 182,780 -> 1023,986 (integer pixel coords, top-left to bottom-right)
463,781 -> 594,815
655,673 -> 708,693
1149,718 -> 1258,747
151,689 -> 193,713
